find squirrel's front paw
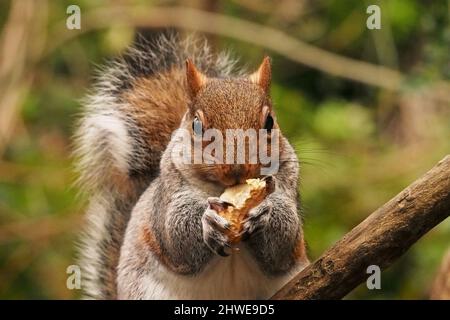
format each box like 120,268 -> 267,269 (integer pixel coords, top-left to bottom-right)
241,199 -> 273,240
201,197 -> 232,257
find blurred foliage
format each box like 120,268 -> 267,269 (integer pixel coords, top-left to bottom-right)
0,0 -> 449,299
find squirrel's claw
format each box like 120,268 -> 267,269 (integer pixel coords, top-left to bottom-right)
261,175 -> 276,194
204,202 -> 231,231
241,200 -> 273,239
202,206 -> 232,257
207,197 -> 233,212
217,244 -> 232,257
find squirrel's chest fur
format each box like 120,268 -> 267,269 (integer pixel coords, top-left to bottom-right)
142,246 -> 292,299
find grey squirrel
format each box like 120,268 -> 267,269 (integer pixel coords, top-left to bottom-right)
74,34 -> 309,299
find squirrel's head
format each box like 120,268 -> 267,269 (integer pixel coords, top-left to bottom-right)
176,57 -> 280,187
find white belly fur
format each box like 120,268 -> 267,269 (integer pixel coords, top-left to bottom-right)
143,246 -> 305,299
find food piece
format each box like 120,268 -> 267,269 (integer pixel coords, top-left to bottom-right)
216,178 -> 271,243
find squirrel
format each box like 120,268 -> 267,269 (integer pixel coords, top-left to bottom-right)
74,33 -> 309,300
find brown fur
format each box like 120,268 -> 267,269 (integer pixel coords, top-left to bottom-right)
78,35 -> 311,300
77,34 -> 307,298
191,79 -> 268,130
123,61 -> 276,188
122,67 -> 189,154
249,56 -> 271,92
293,234 -> 309,264
186,59 -> 206,97
110,167 -> 136,196
140,226 -> 175,271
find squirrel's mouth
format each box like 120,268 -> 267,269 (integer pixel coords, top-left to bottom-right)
227,165 -> 256,186
196,163 -> 264,187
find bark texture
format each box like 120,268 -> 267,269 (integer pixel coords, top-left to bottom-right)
272,155 -> 450,300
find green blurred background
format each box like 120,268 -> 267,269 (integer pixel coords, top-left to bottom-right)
0,0 -> 449,299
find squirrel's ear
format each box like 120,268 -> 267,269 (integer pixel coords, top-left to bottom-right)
249,56 -> 271,93
186,59 -> 206,98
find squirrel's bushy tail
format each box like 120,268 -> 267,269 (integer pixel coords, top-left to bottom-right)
74,33 -> 238,299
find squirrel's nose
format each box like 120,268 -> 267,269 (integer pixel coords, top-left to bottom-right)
230,165 -> 245,185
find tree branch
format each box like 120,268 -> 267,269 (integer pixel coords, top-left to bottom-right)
272,155 -> 450,300
46,5 -> 450,103
47,5 -> 404,90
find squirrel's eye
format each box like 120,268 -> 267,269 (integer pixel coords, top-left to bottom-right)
192,116 -> 203,136
264,114 -> 274,131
